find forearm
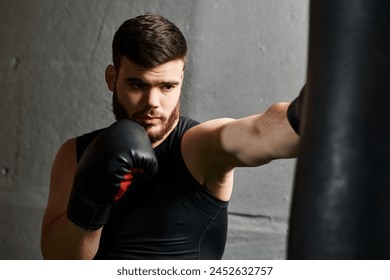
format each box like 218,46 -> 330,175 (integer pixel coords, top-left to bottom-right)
41,213 -> 102,260
220,102 -> 299,167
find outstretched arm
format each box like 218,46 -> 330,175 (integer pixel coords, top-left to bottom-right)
182,101 -> 300,201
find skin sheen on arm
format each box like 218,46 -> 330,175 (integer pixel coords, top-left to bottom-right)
41,139 -> 102,259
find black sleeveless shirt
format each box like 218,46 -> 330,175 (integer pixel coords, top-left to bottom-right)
76,116 -> 229,259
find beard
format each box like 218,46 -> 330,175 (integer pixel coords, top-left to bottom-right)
112,88 -> 180,144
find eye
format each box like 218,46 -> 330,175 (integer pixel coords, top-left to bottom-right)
129,82 -> 145,90
161,84 -> 175,93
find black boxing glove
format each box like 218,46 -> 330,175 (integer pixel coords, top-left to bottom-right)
67,119 -> 158,230
287,84 -> 306,134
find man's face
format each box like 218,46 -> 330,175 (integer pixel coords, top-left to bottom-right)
107,57 -> 184,145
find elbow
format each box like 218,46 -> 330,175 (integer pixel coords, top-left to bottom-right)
39,214 -> 100,260
40,231 -> 56,260
40,239 -> 51,260
40,218 -> 51,259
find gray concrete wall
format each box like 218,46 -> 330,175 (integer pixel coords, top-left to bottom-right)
0,0 -> 308,259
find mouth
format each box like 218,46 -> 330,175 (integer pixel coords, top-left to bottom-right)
136,115 -> 161,125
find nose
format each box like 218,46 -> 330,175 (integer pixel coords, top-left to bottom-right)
143,87 -> 160,108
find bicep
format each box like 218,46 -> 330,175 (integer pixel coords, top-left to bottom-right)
41,138 -> 77,236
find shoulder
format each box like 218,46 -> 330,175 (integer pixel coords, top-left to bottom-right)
42,137 -> 78,235
181,118 -> 236,201
49,137 -> 78,205
52,138 -> 77,176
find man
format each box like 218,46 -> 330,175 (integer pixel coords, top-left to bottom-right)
41,13 -> 300,260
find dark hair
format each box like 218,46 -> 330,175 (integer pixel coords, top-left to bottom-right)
112,13 -> 188,69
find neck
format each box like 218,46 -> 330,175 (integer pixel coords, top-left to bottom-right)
151,117 -> 180,148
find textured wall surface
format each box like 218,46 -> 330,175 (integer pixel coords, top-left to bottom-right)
0,0 -> 308,259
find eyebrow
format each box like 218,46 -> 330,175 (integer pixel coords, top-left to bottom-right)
124,77 -> 180,86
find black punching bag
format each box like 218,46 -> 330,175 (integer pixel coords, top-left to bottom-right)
287,0 -> 390,259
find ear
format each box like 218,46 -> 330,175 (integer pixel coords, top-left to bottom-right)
105,64 -> 117,92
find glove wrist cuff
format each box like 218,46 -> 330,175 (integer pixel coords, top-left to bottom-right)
67,187 -> 112,230
287,97 -> 301,134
